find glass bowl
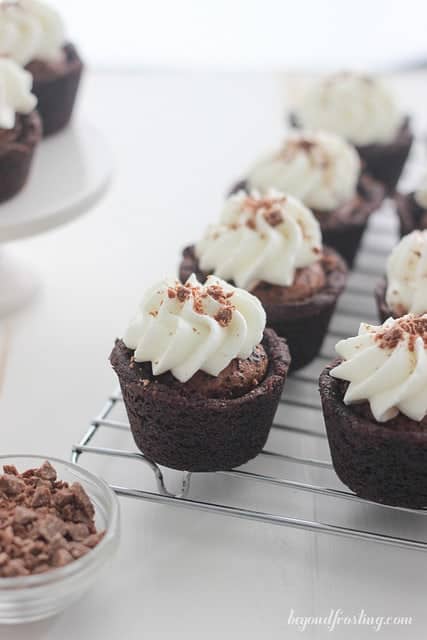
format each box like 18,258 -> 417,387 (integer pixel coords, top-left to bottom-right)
0,455 -> 120,624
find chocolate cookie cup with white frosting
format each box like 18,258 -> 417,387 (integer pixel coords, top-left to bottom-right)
231,131 -> 385,268
291,72 -> 413,193
110,275 -> 290,472
0,58 -> 41,202
320,315 -> 427,508
0,0 -> 83,136
395,173 -> 427,237
179,191 -> 347,371
375,230 -> 427,323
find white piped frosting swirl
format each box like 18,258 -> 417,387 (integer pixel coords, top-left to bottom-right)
195,190 -> 322,290
295,72 -> 403,146
414,172 -> 427,209
247,131 -> 360,212
331,315 -> 427,422
123,274 -> 266,383
0,0 -> 65,66
386,231 -> 427,316
0,57 -> 36,128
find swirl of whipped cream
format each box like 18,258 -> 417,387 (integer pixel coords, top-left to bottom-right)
0,0 -> 65,66
0,57 -> 37,128
247,131 -> 360,212
386,231 -> 427,315
195,190 -> 322,290
294,72 -> 403,146
331,315 -> 427,422
414,172 -> 427,209
123,274 -> 266,383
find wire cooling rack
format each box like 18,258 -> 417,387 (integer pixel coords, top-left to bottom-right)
71,203 -> 427,553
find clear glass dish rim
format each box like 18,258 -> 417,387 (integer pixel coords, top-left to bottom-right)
0,453 -> 120,591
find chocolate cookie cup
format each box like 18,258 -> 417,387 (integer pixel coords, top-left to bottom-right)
27,43 -> 84,136
0,111 -> 42,203
354,119 -> 413,194
395,192 -> 427,237
291,115 -> 412,194
180,246 -> 347,371
375,230 -> 427,323
111,329 -> 290,472
231,174 -> 384,268
374,278 -> 391,324
320,360 -> 427,508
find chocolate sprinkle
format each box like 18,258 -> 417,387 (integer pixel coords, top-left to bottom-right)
375,316 -> 427,351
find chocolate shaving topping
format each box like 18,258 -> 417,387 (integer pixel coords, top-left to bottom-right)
176,285 -> 191,303
214,307 -> 233,328
263,208 -> 283,227
375,316 -> 427,352
240,195 -> 286,230
166,280 -> 236,327
206,284 -> 234,304
0,462 -> 105,577
276,136 -> 330,169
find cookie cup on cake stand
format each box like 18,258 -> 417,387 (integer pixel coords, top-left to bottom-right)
0,1 -> 84,135
110,275 -> 290,472
180,191 -> 347,371
27,43 -> 84,136
0,59 -> 41,203
320,315 -> 427,508
231,131 -> 384,268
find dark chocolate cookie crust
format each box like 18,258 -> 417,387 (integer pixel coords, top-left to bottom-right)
318,174 -> 384,268
320,359 -> 427,508
290,114 -> 413,194
110,329 -> 290,472
230,174 -> 384,268
374,277 -> 396,323
27,43 -> 83,136
395,192 -> 427,238
179,246 -> 347,371
355,119 -> 413,194
0,111 -> 42,203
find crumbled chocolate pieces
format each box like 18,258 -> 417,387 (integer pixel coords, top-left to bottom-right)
375,316 -> 427,352
176,285 -> 191,303
0,462 -> 105,577
276,136 -> 330,169
263,208 -> 283,227
214,306 -> 233,327
206,284 -> 234,304
241,195 -> 285,229
165,279 -> 236,327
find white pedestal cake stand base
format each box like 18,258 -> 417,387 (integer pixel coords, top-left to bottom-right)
0,121 -> 112,316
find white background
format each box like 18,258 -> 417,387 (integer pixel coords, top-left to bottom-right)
54,0 -> 427,71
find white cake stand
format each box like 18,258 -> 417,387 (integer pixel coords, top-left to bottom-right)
0,120 -> 112,316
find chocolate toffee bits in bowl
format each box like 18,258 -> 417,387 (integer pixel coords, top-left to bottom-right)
394,172 -> 427,238
0,0 -> 84,136
231,130 -> 385,267
0,456 -> 119,624
375,230 -> 427,323
180,190 -> 347,371
0,58 -> 42,203
110,275 -> 290,472
290,71 -> 413,193
319,315 -> 427,509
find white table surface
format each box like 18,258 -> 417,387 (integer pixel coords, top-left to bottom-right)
1,69 -> 427,640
